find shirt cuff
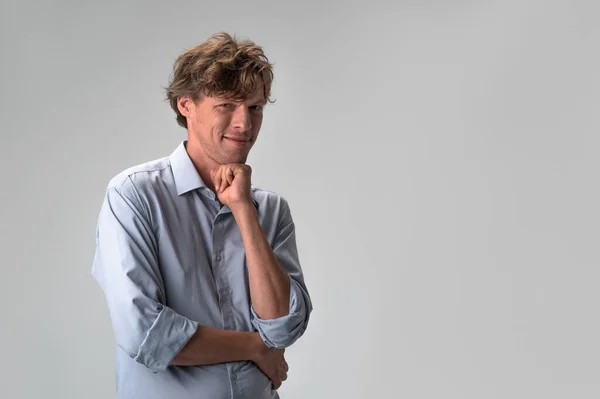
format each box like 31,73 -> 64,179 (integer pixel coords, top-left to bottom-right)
135,305 -> 199,372
250,276 -> 311,348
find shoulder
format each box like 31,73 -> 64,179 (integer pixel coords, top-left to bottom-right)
105,156 -> 173,200
251,186 -> 294,221
252,186 -> 288,206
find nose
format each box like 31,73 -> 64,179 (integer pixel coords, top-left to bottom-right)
231,106 -> 252,133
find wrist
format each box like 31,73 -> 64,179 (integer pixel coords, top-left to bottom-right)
230,201 -> 256,216
248,332 -> 266,362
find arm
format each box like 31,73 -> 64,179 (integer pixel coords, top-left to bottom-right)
172,327 -> 259,366
231,198 -> 313,348
173,327 -> 289,389
232,202 -> 290,319
92,177 -> 260,371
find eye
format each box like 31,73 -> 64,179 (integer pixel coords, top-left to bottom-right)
219,103 -> 234,108
249,105 -> 263,112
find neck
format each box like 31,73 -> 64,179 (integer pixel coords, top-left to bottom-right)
185,139 -> 219,193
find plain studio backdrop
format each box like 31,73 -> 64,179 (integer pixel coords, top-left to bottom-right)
1,0 -> 598,398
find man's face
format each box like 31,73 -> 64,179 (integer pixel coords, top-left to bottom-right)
182,87 -> 266,165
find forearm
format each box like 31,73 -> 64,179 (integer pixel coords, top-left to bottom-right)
232,203 -> 290,319
171,326 -> 261,366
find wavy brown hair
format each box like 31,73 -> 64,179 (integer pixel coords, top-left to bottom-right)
165,32 -> 275,128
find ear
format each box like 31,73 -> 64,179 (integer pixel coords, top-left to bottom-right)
177,96 -> 194,118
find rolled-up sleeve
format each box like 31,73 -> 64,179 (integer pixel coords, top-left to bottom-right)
92,177 -> 198,372
251,199 -> 313,348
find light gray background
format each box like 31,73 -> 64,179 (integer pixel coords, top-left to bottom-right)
1,0 -> 598,398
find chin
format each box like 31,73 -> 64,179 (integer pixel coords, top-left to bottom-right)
220,155 -> 248,164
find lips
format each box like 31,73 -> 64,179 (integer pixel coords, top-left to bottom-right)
224,137 -> 250,143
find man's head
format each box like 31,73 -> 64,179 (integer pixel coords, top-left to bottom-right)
166,32 -> 274,165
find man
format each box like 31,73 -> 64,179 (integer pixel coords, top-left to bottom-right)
92,32 -> 312,399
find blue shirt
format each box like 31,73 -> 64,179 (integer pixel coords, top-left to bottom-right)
92,141 -> 312,399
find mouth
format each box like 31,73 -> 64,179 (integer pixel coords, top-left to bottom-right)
224,137 -> 251,146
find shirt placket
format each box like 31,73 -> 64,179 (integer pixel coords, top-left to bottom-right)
212,213 -> 233,330
212,211 -> 243,396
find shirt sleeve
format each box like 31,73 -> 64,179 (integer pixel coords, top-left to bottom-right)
92,177 -> 199,373
250,199 -> 313,348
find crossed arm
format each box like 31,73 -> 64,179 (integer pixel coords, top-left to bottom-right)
92,179 -> 311,375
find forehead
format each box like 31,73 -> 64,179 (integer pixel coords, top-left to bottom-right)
208,84 -> 265,102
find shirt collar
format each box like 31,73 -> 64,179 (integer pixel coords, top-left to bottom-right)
169,141 -> 259,210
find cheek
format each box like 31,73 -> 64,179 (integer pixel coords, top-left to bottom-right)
216,122 -> 230,136
252,115 -> 263,130
214,116 -> 231,133
191,111 -> 204,129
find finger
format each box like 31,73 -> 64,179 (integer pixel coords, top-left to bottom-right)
221,166 -> 231,191
281,372 -> 288,382
212,168 -> 222,192
283,361 -> 289,372
226,167 -> 234,186
273,380 -> 282,390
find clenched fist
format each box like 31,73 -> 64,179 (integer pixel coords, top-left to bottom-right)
210,163 -> 253,209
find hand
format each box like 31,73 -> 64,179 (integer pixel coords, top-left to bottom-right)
251,335 -> 288,390
210,164 -> 253,209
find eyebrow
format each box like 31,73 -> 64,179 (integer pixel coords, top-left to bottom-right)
214,93 -> 266,105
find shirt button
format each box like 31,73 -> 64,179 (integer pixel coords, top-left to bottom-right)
231,374 -> 238,380
215,254 -> 221,261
